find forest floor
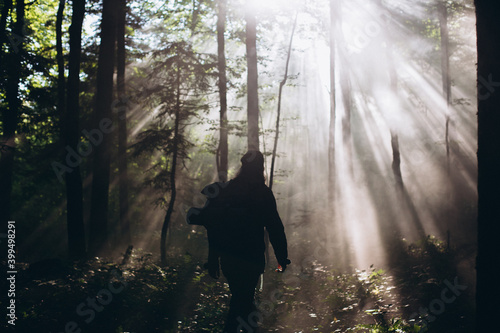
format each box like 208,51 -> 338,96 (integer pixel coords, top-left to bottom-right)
1,237 -> 475,333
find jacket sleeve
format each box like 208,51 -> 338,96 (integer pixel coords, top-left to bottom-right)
186,207 -> 204,225
263,188 -> 289,266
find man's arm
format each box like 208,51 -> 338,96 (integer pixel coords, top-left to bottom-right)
263,189 -> 289,269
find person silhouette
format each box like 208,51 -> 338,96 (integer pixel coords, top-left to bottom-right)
187,150 -> 290,333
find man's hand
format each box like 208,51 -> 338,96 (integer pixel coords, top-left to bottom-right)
277,259 -> 291,272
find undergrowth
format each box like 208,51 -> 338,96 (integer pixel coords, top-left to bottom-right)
1,236 -> 474,333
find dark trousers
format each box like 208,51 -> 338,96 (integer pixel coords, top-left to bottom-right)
222,269 -> 261,333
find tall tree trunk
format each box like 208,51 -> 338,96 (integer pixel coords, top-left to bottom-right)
116,0 -> 130,245
438,1 -> 451,106
56,0 -> 66,137
89,0 -> 117,256
217,0 -> 228,182
438,0 -> 453,246
0,0 -> 12,56
438,0 -> 452,172
0,0 -> 24,226
265,12 -> 297,268
269,13 -> 297,190
160,69 -> 181,265
65,0 -> 87,260
390,131 -> 426,238
384,6 -> 401,189
245,5 -> 259,151
340,70 -> 352,173
338,0 -> 353,173
475,1 -> 500,331
328,0 -> 337,205
445,116 -> 450,173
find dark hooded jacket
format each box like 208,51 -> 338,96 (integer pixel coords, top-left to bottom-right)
188,178 -> 288,273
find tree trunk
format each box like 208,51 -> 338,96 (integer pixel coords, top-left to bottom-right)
384,7 -> 402,190
391,131 -> 426,238
0,0 -> 23,226
245,6 -> 259,151
391,131 -> 404,189
116,0 -> 131,246
56,0 -> 66,137
89,0 -> 117,256
439,0 -> 453,246
269,13 -> 297,191
160,69 -> 181,265
438,1 -> 451,106
65,0 -> 87,260
338,0 -> 353,173
475,1 -> 500,331
217,0 -> 228,182
0,0 -> 12,56
438,0 -> 452,172
328,0 -> 337,205
340,74 -> 352,173
265,12 -> 297,268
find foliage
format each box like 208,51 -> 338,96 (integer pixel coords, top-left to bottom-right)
130,41 -> 215,207
355,318 -> 423,333
1,234 -> 474,332
175,237 -> 473,333
177,271 -> 229,332
0,251 -> 194,333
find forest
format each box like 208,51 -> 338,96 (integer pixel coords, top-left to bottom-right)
1,0 -> 499,332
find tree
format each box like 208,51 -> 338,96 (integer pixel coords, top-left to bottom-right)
438,0 -> 451,106
269,13 -> 297,191
0,0 -> 12,56
65,0 -> 87,259
437,0 -> 452,177
131,42 -> 213,264
390,132 -> 404,188
380,1 -> 426,241
89,0 -> 118,256
0,0 -> 24,226
337,0 -> 353,173
161,66 -> 182,265
56,0 -> 66,136
475,1 -> 500,331
116,0 -> 131,246
216,0 -> 228,182
245,3 -> 259,151
437,0 -> 455,249
328,0 -> 338,205
381,3 -> 404,193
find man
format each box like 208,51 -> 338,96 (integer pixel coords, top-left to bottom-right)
188,150 -> 290,332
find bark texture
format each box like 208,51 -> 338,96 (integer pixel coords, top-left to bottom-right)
65,0 -> 87,259
217,0 -> 228,182
245,8 -> 259,151
116,0 -> 131,245
0,0 -> 23,228
89,0 -> 117,256
475,1 -> 500,331
160,69 -> 181,264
